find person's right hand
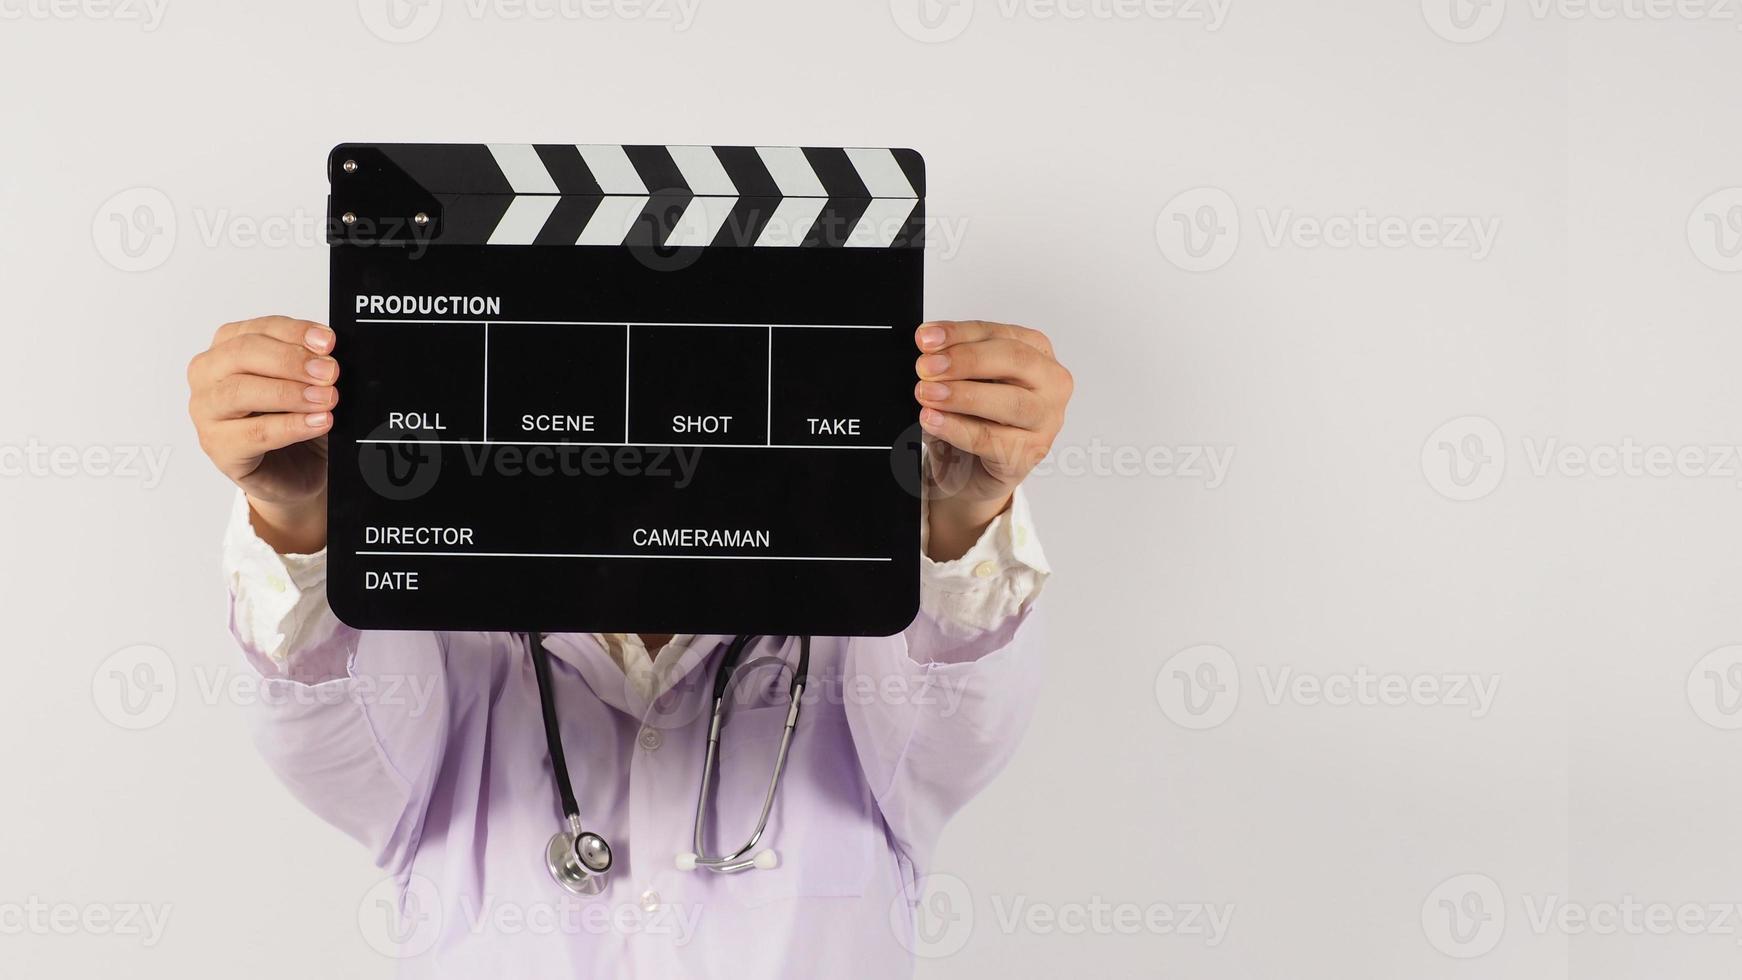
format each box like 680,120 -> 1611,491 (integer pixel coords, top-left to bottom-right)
187,316 -> 337,553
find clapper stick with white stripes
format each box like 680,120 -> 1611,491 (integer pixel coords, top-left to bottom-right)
330,143 -> 925,249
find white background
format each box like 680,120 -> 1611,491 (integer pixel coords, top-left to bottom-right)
3,0 -> 1741,977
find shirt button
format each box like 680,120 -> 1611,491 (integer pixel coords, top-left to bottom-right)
973,561 -> 997,579
1015,525 -> 1029,547
640,889 -> 661,912
267,575 -> 286,593
637,727 -> 663,752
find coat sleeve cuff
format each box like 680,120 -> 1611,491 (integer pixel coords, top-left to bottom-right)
222,490 -> 338,668
918,486 -> 1051,635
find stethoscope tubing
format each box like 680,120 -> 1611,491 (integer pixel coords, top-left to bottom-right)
689,635 -> 811,872
526,632 -> 812,892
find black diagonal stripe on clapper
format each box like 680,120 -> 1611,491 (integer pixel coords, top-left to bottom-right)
891,148 -> 926,199
622,145 -> 692,246
712,146 -> 781,246
891,198 -> 926,250
433,193 -> 514,244
533,196 -> 603,245
799,148 -> 873,247
533,144 -> 603,194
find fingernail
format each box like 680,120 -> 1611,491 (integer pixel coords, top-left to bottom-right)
306,357 -> 337,381
304,385 -> 333,404
917,381 -> 950,402
920,408 -> 945,429
917,354 -> 949,377
917,326 -> 945,350
305,326 -> 334,353
306,412 -> 331,428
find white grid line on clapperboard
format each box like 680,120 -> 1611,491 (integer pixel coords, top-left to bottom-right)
354,317 -> 898,449
355,552 -> 893,561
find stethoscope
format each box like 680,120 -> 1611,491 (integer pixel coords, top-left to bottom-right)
526,631 -> 812,896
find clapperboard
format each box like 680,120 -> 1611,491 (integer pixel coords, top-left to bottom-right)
326,143 -> 926,635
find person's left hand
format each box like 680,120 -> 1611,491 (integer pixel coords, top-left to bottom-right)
914,319 -> 1072,561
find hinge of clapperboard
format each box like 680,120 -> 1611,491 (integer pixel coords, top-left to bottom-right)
326,144 -> 926,251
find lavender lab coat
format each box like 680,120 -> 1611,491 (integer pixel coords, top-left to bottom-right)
231,603 -> 1041,977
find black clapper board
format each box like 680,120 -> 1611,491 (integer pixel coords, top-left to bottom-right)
325,143 -> 925,636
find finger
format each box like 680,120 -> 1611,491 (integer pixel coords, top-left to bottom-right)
196,373 -> 339,421
193,334 -> 339,388
916,320 -> 1054,360
918,408 -> 1042,475
213,316 -> 335,354
915,379 -> 1050,430
915,337 -> 1059,389
206,411 -> 333,460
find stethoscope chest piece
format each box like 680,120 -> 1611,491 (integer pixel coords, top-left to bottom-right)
546,817 -> 611,896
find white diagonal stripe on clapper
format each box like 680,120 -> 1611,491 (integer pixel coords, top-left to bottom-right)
488,196 -> 562,245
665,197 -> 739,247
577,195 -> 649,245
755,146 -> 827,197
666,145 -> 737,196
845,198 -> 918,248
844,148 -> 916,199
487,144 -> 559,194
578,145 -> 649,195
754,197 -> 828,247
